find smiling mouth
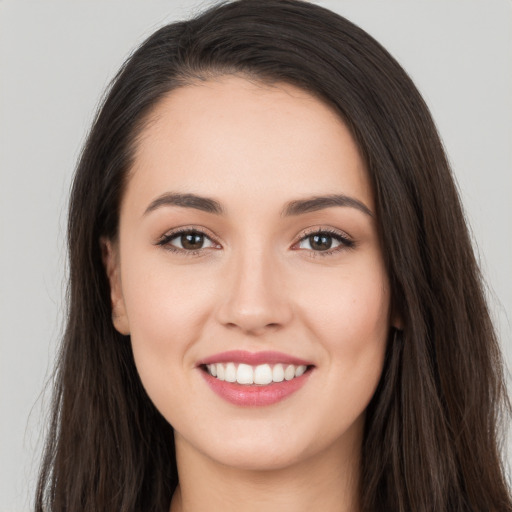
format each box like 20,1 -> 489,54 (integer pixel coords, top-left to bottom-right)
202,362 -> 311,386
199,351 -> 314,406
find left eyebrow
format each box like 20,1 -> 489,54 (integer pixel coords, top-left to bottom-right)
282,194 -> 373,217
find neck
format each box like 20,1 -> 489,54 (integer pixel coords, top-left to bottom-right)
169,429 -> 362,512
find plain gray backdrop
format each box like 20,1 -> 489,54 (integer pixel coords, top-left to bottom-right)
1,1 -> 511,510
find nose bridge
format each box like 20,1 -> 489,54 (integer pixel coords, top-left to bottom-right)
216,238 -> 292,334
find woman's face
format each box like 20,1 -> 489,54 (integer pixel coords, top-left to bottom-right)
105,76 -> 394,471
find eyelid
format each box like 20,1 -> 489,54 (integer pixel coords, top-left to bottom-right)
155,225 -> 222,254
291,226 -> 355,255
155,225 -> 355,257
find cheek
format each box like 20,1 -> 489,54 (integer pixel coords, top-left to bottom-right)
296,261 -> 390,399
120,257 -> 217,372
123,252 -> 215,324
298,262 -> 390,345
120,258 -> 222,425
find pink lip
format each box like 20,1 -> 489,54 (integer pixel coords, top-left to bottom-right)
200,369 -> 312,407
197,350 -> 313,367
197,351 -> 314,407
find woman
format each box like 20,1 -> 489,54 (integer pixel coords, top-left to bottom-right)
35,1 -> 511,511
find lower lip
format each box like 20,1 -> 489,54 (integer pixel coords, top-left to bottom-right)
200,368 -> 312,407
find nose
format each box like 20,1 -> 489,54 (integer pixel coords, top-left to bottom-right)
215,246 -> 293,336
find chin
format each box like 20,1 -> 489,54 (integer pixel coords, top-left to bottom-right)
206,440 -> 310,472
177,418 -> 347,473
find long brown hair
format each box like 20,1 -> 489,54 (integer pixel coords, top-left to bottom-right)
36,1 -> 511,510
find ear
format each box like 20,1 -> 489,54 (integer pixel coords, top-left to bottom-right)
389,298 -> 404,331
390,308 -> 404,331
100,237 -> 130,335
392,319 -> 403,332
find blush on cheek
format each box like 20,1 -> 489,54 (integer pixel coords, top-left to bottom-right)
308,289 -> 389,344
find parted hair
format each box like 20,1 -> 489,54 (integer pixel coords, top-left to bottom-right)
36,1 -> 511,511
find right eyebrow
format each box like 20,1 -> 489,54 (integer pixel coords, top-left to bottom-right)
143,192 -> 225,216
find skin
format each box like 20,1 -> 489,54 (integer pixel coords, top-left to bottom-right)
103,75 -> 397,512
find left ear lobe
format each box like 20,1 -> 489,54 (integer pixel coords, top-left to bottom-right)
100,237 -> 130,335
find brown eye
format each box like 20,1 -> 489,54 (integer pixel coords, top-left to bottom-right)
159,230 -> 217,252
181,232 -> 205,250
309,234 -> 333,251
296,230 -> 354,253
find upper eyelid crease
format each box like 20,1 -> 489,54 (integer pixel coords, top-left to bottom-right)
299,226 -> 351,238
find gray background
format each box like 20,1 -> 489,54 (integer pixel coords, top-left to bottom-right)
1,1 -> 511,510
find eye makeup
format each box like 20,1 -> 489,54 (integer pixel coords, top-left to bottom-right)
155,226 -> 221,256
155,224 -> 355,258
291,227 -> 355,257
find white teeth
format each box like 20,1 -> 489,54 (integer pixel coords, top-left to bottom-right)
225,362 -> 236,382
206,362 -> 309,385
295,365 -> 306,377
284,364 -> 295,381
236,363 -> 254,384
272,364 -> 284,382
254,364 -> 273,385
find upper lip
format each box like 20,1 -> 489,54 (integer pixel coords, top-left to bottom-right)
197,350 -> 313,367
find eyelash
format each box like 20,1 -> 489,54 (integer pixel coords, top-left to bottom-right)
156,226 -> 355,257
156,227 -> 218,256
293,228 -> 355,257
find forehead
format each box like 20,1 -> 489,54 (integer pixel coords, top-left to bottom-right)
126,75 -> 372,215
